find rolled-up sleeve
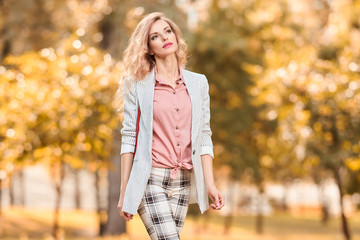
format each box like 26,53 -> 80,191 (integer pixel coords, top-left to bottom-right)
120,77 -> 138,155
200,75 -> 214,158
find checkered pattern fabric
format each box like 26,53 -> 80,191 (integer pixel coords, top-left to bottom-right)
138,167 -> 191,240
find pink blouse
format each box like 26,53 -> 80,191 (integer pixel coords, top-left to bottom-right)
151,67 -> 193,179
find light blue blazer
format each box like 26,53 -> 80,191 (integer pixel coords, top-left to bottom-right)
120,68 -> 214,215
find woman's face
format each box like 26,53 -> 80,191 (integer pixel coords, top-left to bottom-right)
148,20 -> 178,59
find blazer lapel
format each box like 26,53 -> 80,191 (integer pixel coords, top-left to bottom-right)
182,69 -> 201,144
137,69 -> 155,138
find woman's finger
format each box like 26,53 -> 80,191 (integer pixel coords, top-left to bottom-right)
214,192 -> 220,209
218,193 -> 225,209
125,212 -> 133,220
119,211 -> 130,221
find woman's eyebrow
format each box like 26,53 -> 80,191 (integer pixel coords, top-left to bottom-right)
150,26 -> 170,36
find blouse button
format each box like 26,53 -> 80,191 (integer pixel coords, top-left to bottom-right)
193,150 -> 196,155
176,143 -> 180,146
175,108 -> 179,112
176,126 -> 179,129
173,90 -> 176,94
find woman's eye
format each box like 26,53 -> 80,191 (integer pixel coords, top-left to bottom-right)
151,35 -> 158,40
166,29 -> 172,33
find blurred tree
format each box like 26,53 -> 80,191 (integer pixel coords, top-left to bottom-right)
2,33 -> 120,238
105,128 -> 125,235
189,0 -> 274,234
190,0 -> 360,238
0,0 -> 111,213
0,0 -> 75,58
250,0 -> 360,239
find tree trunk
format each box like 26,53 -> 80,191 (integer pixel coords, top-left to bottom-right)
333,168 -> 351,240
282,184 -> 289,212
0,162 -> 7,215
0,179 -> 2,215
256,185 -> 264,234
9,173 -> 14,206
321,203 -> 329,225
19,169 -> 25,207
223,181 -> 234,235
105,127 -> 126,235
74,169 -> 81,209
319,182 -> 329,225
95,170 -> 106,236
223,214 -> 233,235
53,162 -> 66,240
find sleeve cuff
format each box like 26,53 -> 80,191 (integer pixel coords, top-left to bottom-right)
120,143 -> 135,155
201,146 -> 214,158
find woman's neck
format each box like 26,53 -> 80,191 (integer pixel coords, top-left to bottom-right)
155,55 -> 179,80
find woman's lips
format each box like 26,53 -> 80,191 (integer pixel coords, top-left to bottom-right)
162,42 -> 173,48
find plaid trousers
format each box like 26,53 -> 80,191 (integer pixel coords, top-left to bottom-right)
137,167 -> 191,240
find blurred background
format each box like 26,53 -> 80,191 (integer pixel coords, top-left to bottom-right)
0,0 -> 360,239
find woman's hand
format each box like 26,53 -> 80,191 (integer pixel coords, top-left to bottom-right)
201,155 -> 225,211
117,193 -> 133,221
207,185 -> 225,210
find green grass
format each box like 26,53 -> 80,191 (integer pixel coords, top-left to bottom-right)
1,207 -> 359,240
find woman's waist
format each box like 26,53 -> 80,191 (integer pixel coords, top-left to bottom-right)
149,166 -> 191,187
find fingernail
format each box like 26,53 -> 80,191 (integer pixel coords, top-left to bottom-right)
216,203 -> 220,207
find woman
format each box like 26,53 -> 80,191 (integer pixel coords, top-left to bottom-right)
116,12 -> 225,239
